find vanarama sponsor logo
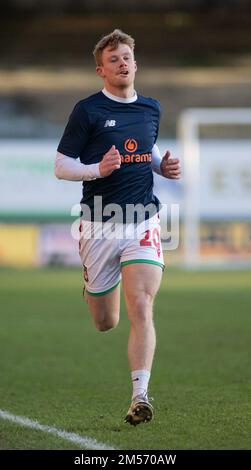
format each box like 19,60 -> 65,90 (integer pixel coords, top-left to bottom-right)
122,138 -> 151,163
121,153 -> 151,163
124,138 -> 138,153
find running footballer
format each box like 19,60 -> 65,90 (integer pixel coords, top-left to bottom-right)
55,29 -> 181,425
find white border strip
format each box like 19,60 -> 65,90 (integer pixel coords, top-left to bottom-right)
0,409 -> 115,450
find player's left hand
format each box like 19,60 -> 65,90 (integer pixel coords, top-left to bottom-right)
160,151 -> 181,179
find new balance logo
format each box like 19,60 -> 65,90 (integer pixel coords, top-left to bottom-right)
104,120 -> 116,127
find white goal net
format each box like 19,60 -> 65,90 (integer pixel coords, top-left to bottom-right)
178,108 -> 251,269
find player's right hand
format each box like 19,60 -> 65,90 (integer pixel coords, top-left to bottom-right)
99,145 -> 121,177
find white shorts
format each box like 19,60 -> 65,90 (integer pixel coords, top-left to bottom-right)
79,213 -> 164,296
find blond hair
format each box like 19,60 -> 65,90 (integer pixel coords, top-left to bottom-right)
93,29 -> 135,65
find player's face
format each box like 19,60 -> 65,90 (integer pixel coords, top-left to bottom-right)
96,43 -> 137,90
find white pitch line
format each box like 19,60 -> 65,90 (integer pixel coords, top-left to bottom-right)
0,409 -> 115,450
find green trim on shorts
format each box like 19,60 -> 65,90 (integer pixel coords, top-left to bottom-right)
121,259 -> 165,270
85,280 -> 120,297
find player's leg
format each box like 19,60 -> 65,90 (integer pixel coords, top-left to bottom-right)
121,262 -> 162,424
79,221 -> 121,333
85,285 -> 120,332
122,262 -> 162,371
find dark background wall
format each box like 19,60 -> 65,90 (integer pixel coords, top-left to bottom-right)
0,0 -> 251,138
2,0 -> 251,13
1,1 -> 251,66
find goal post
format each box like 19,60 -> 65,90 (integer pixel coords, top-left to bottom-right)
178,108 -> 251,268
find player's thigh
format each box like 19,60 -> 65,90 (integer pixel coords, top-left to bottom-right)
86,284 -> 120,328
79,220 -> 121,325
121,263 -> 163,312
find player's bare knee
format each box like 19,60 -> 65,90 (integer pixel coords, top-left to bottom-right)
127,293 -> 153,325
93,311 -> 119,332
95,321 -> 109,332
130,292 -> 153,311
95,318 -> 118,332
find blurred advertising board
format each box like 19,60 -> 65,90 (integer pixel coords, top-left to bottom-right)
0,224 -> 38,266
0,140 -> 80,220
38,224 -> 80,266
0,223 -> 80,267
0,138 -> 250,220
198,140 -> 251,219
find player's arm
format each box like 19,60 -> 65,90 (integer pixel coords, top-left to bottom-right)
55,152 -> 101,181
151,144 -> 181,180
55,145 -> 121,181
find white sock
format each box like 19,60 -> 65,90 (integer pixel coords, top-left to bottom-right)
131,369 -> 150,400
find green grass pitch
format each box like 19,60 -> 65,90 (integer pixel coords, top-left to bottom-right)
0,267 -> 250,450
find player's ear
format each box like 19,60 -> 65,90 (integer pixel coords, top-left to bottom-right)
96,65 -> 105,78
134,61 -> 137,73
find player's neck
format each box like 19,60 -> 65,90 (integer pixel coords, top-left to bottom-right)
103,84 -> 135,99
102,88 -> 137,104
